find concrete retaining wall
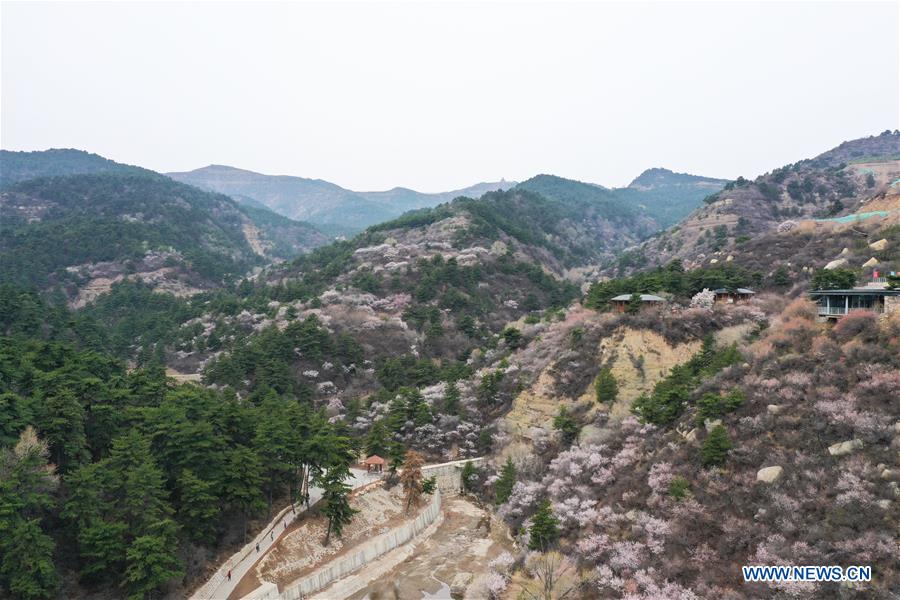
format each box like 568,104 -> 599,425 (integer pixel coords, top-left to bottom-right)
280,489 -> 443,599
241,582 -> 279,600
192,503 -> 296,600
421,457 -> 485,496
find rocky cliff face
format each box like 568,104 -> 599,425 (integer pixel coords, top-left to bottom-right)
598,328 -> 702,418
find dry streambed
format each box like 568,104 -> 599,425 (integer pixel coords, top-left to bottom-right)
346,496 -> 514,600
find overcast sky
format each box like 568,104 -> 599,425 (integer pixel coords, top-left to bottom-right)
2,1 -> 898,191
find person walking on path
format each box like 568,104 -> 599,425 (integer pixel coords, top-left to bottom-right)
256,542 -> 260,553
227,570 -> 231,581
270,531 -> 274,541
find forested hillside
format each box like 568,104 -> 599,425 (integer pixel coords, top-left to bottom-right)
517,169 -> 725,232
0,288 -> 357,599
631,130 -> 900,277
0,156 -> 330,306
0,148 -> 152,187
2,133 -> 899,600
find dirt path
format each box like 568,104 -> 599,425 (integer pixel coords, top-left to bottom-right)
195,468 -> 374,600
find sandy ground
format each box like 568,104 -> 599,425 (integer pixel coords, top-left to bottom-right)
345,496 -> 514,600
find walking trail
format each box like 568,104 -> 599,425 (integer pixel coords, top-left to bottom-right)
193,468 -> 377,600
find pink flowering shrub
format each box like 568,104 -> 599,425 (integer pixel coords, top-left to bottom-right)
834,468 -> 875,508
491,295 -> 899,598
832,310 -> 879,343
498,480 -> 542,522
483,571 -> 508,599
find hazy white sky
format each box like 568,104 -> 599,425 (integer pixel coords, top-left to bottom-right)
2,1 -> 898,191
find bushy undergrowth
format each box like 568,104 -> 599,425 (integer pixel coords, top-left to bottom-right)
497,301 -> 900,598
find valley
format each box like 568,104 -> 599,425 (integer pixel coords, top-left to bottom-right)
2,131 -> 899,600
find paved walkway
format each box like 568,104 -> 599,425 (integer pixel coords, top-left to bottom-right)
195,468 -> 379,600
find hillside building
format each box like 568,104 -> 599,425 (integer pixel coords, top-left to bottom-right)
610,293 -> 665,313
712,287 -> 755,304
808,280 -> 900,321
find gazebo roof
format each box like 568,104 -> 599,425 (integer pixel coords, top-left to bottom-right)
363,455 -> 386,465
712,288 -> 755,295
610,293 -> 665,302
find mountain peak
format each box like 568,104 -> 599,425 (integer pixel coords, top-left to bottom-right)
628,167 -> 726,189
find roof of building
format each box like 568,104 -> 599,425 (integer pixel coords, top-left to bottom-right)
712,288 -> 755,295
363,455 -> 386,465
807,288 -> 900,296
610,294 -> 665,302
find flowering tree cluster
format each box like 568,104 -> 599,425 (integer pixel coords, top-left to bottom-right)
689,288 -> 715,310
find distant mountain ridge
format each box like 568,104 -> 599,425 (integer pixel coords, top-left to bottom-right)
167,164 -> 517,233
169,164 -> 727,235
0,151 -> 330,304
516,169 -> 727,232
627,167 -> 726,190
620,130 -> 900,276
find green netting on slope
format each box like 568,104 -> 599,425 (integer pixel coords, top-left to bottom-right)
815,210 -> 891,224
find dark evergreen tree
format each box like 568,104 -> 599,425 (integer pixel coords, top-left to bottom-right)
494,457 -> 517,505
176,469 -> 220,545
320,467 -> 358,545
0,428 -> 59,600
34,388 -> 88,473
221,446 -> 265,540
528,500 -> 560,550
552,406 -> 580,445
595,367 -> 618,404
254,393 -> 295,516
460,461 -> 477,493
626,292 -> 643,315
442,381 -> 461,416
365,420 -> 390,458
701,425 -> 731,468
122,519 -> 183,600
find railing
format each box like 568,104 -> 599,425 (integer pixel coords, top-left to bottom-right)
817,306 -> 883,316
280,489 -> 443,599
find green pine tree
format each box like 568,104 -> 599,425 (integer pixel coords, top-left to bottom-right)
254,394 -> 295,516
460,461 -> 477,493
108,431 -> 172,533
122,519 -> 183,600
552,406 -> 580,446
365,420 -> 390,458
595,367 -> 618,404
494,457 -> 517,505
0,518 -> 59,600
35,388 -> 88,473
405,389 -> 433,427
443,381 -> 461,416
626,292 -> 643,315
387,441 -> 406,482
387,392 -> 410,433
0,428 -> 60,599
528,500 -> 560,551
221,446 -> 266,540
176,470 -> 220,545
320,467 -> 358,545
701,425 -> 731,468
